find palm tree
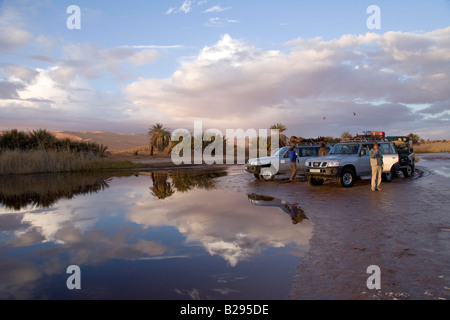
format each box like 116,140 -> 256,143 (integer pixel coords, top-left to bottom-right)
270,123 -> 288,147
148,123 -> 171,156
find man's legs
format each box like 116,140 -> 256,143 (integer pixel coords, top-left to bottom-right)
371,165 -> 382,191
290,162 -> 297,182
376,166 -> 382,190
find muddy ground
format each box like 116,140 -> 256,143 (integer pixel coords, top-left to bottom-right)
209,153 -> 450,300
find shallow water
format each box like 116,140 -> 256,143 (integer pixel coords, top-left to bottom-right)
1,153 -> 449,300
0,169 -> 311,300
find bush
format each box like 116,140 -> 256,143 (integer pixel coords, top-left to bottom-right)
0,129 -> 108,156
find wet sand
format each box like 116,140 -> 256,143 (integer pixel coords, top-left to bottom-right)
213,154 -> 450,300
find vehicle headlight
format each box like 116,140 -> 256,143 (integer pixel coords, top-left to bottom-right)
327,161 -> 340,167
249,161 -> 261,166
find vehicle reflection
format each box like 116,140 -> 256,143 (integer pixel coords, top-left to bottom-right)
247,193 -> 309,225
0,168 -> 312,299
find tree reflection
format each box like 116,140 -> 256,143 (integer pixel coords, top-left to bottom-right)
149,173 -> 175,199
0,173 -> 114,211
149,169 -> 228,199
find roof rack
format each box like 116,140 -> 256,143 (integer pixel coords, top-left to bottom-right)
289,136 -> 329,146
341,135 -> 387,143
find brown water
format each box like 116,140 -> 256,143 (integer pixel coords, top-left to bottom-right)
0,153 -> 449,300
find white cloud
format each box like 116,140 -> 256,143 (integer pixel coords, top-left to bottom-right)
0,7 -> 32,53
166,0 -> 209,14
125,28 -> 450,139
207,17 -> 239,26
203,5 -> 232,13
166,0 -> 193,14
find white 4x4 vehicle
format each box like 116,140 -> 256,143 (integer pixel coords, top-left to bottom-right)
246,144 -> 330,181
304,141 -> 399,187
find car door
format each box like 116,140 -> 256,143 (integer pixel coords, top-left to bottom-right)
358,144 -> 372,176
278,148 -> 291,173
380,143 -> 399,172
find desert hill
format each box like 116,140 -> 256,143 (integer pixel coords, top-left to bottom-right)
53,131 -> 148,151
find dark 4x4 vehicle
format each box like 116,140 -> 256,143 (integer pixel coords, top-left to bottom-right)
385,136 -> 415,177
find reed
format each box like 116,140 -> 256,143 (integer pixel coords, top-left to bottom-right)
0,149 -> 94,175
414,141 -> 450,153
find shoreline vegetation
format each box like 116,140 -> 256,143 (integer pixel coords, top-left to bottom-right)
1,128 -> 449,176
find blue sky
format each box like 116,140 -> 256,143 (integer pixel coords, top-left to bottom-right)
1,0 -> 450,139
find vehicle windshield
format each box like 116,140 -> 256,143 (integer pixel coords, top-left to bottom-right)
329,144 -> 360,155
272,147 -> 289,157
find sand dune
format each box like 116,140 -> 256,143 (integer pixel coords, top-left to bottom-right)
53,131 -> 148,151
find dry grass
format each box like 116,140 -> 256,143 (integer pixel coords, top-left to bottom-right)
0,149 -> 145,175
414,141 -> 450,153
110,145 -> 151,155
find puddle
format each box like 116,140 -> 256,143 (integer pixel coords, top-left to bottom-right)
0,170 -> 312,299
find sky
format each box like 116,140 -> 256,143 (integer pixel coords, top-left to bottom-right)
0,0 -> 449,139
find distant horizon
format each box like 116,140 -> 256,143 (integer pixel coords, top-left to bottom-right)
1,127 -> 448,142
1,1 -> 449,140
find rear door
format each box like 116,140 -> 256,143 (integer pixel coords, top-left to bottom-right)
380,143 -> 399,172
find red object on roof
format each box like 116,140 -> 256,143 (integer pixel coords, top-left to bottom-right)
363,131 -> 385,139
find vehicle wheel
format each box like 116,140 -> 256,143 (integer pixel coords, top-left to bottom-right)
338,168 -> 355,188
382,170 -> 394,182
307,176 -> 324,186
259,168 -> 275,181
402,165 -> 413,178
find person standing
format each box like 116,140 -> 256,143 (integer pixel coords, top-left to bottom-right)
318,142 -> 328,157
289,146 -> 298,182
369,142 -> 383,191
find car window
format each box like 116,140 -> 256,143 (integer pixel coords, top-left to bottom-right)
273,147 -> 289,157
360,144 -> 370,156
329,144 -> 360,155
380,143 -> 395,154
299,147 -> 318,157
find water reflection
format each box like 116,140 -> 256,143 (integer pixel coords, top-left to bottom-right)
148,169 -> 228,199
247,193 -> 309,225
0,168 -> 312,299
0,173 -> 113,211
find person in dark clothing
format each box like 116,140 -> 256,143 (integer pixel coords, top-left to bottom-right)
289,146 -> 297,182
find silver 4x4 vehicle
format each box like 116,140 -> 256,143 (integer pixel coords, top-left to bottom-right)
246,144 -> 331,181
304,140 -> 399,187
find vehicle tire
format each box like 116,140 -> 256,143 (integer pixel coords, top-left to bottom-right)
307,176 -> 324,186
338,168 -> 355,188
254,173 -> 260,180
382,170 -> 394,182
259,168 -> 275,181
402,165 -> 413,178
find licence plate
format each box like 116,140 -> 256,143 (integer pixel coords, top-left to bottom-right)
310,169 -> 321,173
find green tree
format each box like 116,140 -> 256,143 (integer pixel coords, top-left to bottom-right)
148,123 -> 171,156
340,131 -> 353,141
270,123 -> 288,147
408,133 -> 420,145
